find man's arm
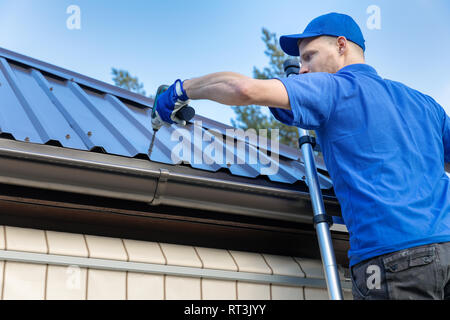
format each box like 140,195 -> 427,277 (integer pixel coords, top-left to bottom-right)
183,72 -> 291,110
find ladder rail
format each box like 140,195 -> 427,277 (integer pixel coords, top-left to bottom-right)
299,128 -> 343,300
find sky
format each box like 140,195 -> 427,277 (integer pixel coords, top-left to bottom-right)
0,0 -> 449,126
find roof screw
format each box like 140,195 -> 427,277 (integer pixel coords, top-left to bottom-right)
226,162 -> 231,168
25,137 -> 30,142
66,134 -> 70,139
302,176 -> 306,180
49,87 -> 53,91
87,131 -> 92,137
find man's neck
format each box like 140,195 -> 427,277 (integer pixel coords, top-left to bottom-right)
343,56 -> 366,67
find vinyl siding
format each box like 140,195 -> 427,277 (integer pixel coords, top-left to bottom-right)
0,225 -> 352,300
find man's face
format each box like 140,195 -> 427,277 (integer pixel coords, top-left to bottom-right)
298,36 -> 341,74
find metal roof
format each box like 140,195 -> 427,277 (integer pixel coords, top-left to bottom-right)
0,46 -> 332,189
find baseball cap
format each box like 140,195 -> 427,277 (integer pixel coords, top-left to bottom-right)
279,12 -> 366,56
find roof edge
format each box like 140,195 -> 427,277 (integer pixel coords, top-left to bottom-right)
0,138 -> 341,224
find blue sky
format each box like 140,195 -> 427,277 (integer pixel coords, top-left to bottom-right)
0,0 -> 449,126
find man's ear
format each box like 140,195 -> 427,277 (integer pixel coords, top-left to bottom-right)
337,36 -> 347,54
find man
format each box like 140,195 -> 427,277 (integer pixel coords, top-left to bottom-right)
152,12 -> 450,300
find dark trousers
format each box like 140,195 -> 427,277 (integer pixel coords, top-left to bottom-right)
350,242 -> 450,300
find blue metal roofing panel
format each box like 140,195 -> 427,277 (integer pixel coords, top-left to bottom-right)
0,47 -> 333,189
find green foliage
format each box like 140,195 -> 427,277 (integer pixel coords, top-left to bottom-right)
231,28 -> 300,148
111,68 -> 147,96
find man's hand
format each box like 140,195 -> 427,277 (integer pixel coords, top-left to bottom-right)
151,79 -> 190,130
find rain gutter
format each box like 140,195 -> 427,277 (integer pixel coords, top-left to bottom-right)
0,139 -> 340,224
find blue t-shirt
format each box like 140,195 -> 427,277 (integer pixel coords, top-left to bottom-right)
270,64 -> 450,267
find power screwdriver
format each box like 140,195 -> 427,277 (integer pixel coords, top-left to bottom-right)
149,85 -> 196,156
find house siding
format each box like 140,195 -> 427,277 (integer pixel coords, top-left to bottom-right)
0,225 -> 352,300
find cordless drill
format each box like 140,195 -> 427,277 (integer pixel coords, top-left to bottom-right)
151,84 -> 196,130
149,85 -> 196,155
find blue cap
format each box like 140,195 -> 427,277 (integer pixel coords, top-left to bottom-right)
280,12 -> 366,56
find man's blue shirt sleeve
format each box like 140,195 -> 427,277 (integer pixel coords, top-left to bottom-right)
269,72 -> 336,130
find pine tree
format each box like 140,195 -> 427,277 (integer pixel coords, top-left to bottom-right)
111,68 -> 147,97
